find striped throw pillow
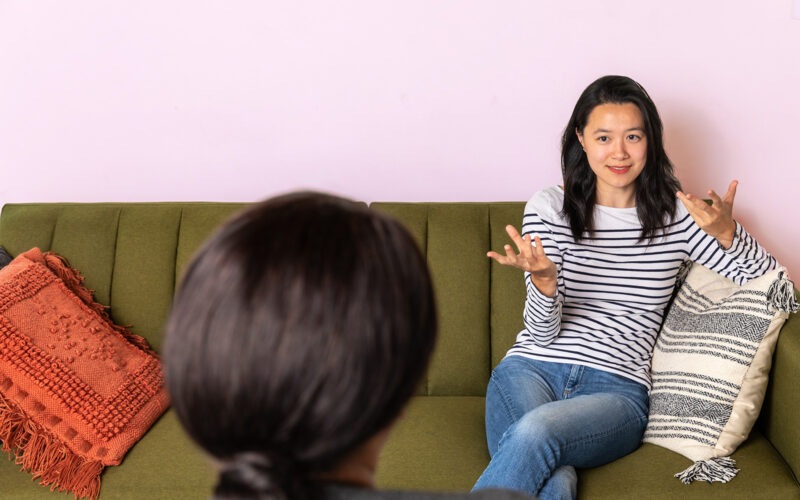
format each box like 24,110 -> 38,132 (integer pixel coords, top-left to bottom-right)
644,262 -> 798,484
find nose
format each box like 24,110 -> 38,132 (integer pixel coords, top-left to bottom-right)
612,140 -> 628,159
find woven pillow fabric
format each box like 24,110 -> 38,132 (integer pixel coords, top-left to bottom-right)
0,248 -> 169,499
643,262 -> 798,484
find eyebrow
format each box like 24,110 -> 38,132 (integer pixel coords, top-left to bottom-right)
592,127 -> 645,134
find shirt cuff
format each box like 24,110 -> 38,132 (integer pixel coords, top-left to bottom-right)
722,220 -> 744,255
525,272 -> 559,304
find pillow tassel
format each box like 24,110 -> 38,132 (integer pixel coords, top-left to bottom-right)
766,271 -> 799,314
0,390 -> 102,500
673,259 -> 693,291
675,457 -> 739,484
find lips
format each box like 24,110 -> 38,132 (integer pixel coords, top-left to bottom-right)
607,165 -> 631,174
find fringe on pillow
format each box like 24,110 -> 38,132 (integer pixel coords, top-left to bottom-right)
675,457 -> 738,484
38,250 -> 157,356
0,390 -> 103,500
766,271 -> 799,314
673,259 -> 693,291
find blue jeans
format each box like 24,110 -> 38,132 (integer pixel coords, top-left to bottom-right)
472,356 -> 649,499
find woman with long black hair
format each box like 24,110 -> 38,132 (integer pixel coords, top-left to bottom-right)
473,75 -> 778,499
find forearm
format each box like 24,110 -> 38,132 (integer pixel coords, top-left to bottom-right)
530,273 -> 557,297
691,221 -> 778,284
523,271 -> 562,345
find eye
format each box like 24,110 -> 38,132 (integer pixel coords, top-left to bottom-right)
627,134 -> 642,142
596,136 -> 609,143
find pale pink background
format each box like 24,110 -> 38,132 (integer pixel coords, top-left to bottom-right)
1,1 -> 798,276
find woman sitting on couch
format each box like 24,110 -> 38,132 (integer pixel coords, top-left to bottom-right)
163,192 -> 534,500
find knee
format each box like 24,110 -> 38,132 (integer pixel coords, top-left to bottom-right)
499,405 -> 564,450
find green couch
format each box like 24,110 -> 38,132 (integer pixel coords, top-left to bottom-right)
0,202 -> 797,499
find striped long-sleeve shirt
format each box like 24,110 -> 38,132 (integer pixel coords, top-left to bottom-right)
506,186 -> 777,389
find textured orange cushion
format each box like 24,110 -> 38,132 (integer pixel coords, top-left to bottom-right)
0,248 -> 169,499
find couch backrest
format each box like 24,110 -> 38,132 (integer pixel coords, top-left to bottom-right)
0,203 -> 247,351
0,201 -> 528,397
371,203 -> 526,397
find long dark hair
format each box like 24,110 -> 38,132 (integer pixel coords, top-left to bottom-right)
163,192 -> 437,500
561,75 -> 681,241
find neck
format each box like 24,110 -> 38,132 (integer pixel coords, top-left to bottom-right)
595,186 -> 636,208
318,426 -> 393,489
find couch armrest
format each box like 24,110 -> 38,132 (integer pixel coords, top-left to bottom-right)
760,288 -> 800,482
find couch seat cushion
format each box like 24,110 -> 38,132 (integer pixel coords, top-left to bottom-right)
376,396 -> 799,499
377,396 -> 489,491
579,429 -> 798,499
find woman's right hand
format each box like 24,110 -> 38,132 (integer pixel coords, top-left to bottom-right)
487,225 -> 558,297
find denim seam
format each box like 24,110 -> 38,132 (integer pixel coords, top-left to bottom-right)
489,374 -> 520,424
561,410 -> 646,452
532,446 -> 561,494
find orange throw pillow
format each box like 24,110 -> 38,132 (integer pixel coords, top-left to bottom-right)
0,248 -> 169,499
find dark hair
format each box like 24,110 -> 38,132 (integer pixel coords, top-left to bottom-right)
163,192 -> 437,500
561,75 -> 681,241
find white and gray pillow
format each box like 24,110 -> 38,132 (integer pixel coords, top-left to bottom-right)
644,262 -> 798,483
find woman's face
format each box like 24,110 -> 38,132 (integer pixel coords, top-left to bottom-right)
577,102 -> 647,207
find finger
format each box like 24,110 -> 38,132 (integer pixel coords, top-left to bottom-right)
678,191 -> 710,215
518,234 -> 533,257
676,191 -> 692,210
707,189 -> 723,206
532,235 -> 547,258
505,225 -> 527,251
678,191 -> 705,209
723,180 -> 738,205
689,193 -> 715,214
487,251 -> 511,266
490,253 -> 517,268
503,244 -> 518,260
678,192 -> 712,225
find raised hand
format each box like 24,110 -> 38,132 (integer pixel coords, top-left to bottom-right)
677,180 -> 738,249
487,225 -> 558,297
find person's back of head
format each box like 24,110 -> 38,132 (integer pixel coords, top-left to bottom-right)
164,192 -> 437,500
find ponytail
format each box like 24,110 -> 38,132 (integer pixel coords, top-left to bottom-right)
214,452 -> 321,500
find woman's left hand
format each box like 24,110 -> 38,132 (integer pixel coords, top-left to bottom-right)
677,180 -> 738,249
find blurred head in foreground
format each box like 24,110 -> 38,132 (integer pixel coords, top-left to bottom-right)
164,192 -> 436,499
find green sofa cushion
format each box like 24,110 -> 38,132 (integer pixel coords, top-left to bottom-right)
376,396 -> 489,492
578,431 -> 799,499
375,397 -> 799,499
760,301 -> 800,482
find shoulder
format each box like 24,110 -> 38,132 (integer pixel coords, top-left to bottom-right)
524,186 -> 564,222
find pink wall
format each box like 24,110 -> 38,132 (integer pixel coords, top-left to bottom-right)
1,1 -> 799,277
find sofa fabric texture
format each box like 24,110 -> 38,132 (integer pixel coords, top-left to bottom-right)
0,202 -> 797,499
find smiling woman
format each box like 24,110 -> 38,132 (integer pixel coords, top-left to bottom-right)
560,76 -> 680,243
576,102 -> 647,207
476,75 -> 779,500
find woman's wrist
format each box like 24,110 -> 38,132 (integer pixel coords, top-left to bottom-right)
716,221 -> 737,250
530,274 -> 557,298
